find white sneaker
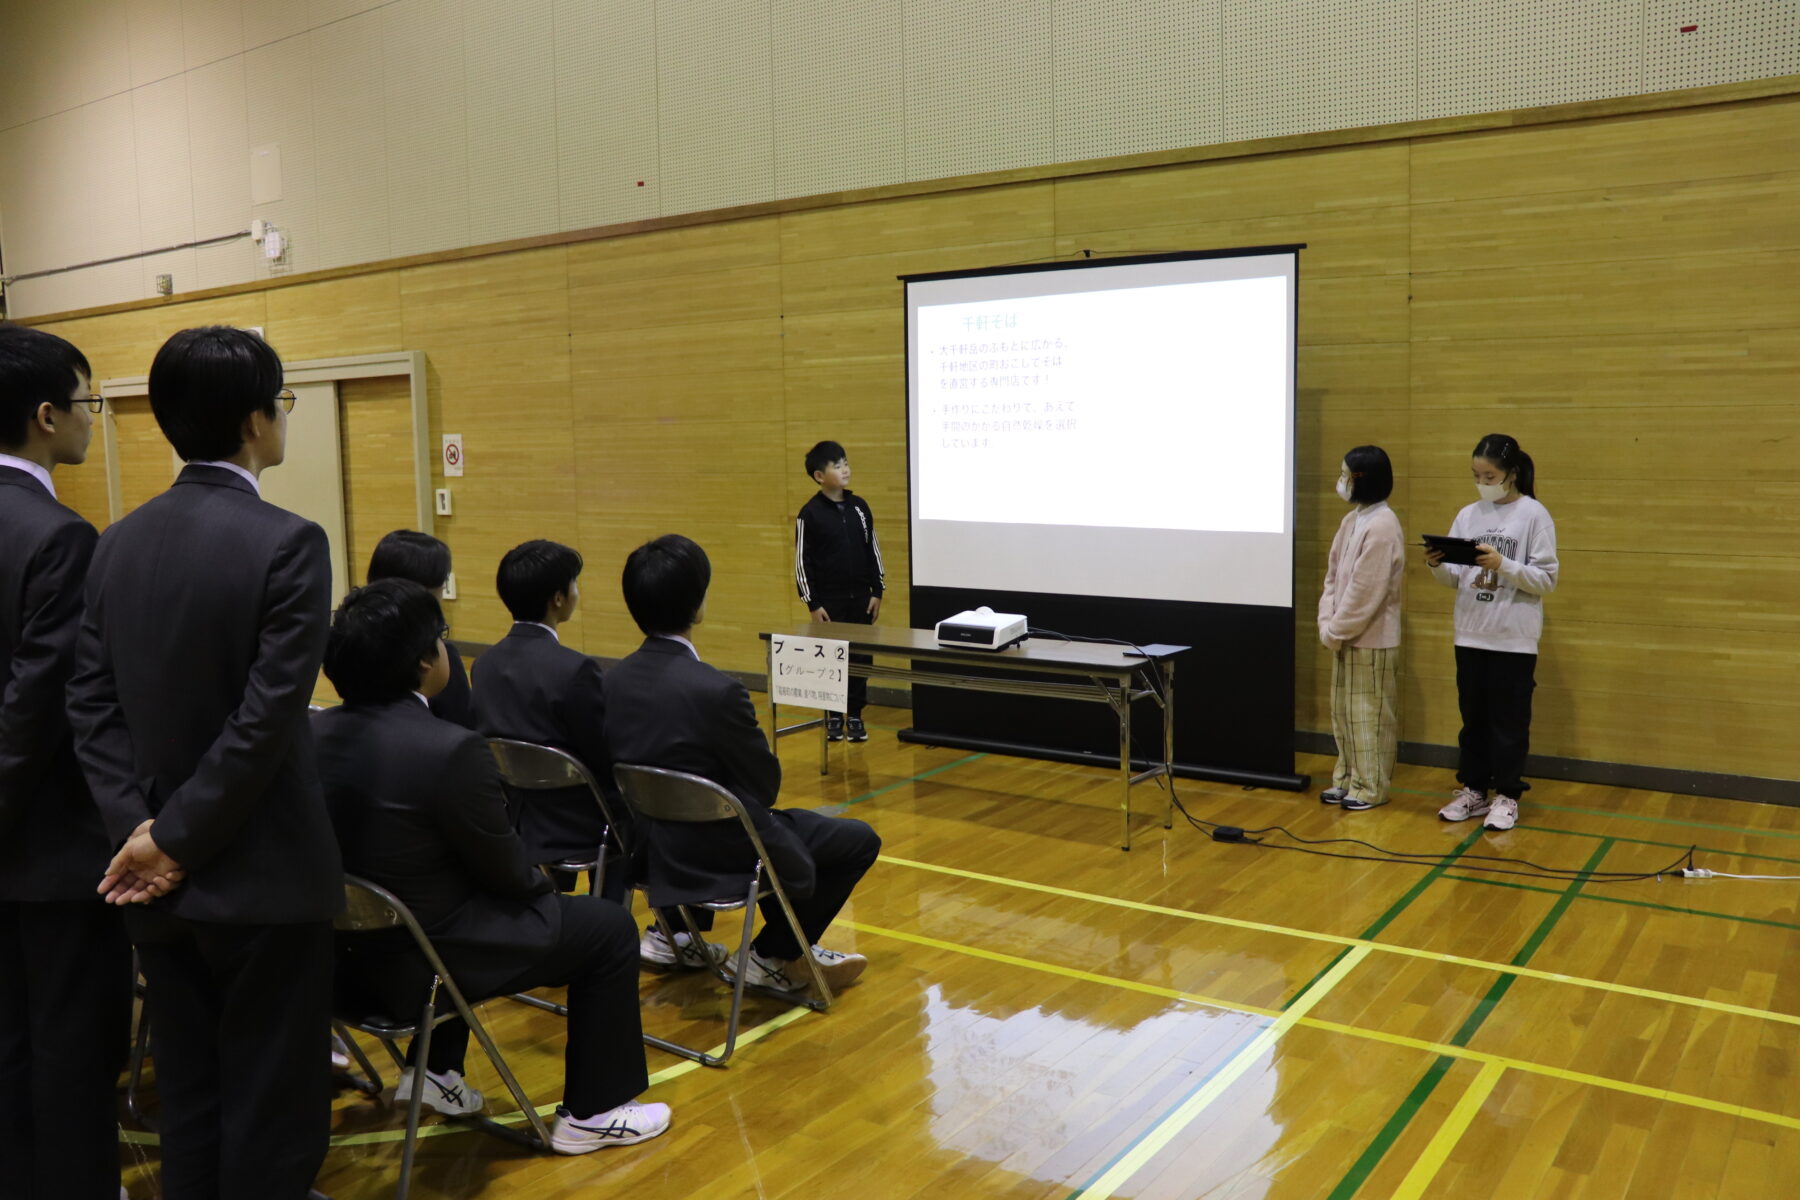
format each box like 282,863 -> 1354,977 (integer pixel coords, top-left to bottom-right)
1484,794 -> 1520,831
394,1067 -> 485,1116
1438,787 -> 1491,822
727,945 -> 868,992
550,1100 -> 671,1153
808,944 -> 868,990
639,927 -> 728,970
1320,787 -> 1348,805
330,1031 -> 352,1071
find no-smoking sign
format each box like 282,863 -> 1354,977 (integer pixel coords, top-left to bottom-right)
442,433 -> 464,477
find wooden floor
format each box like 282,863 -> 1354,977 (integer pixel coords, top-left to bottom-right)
119,705 -> 1800,1198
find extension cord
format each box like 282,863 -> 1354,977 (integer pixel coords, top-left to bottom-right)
1680,867 -> 1714,878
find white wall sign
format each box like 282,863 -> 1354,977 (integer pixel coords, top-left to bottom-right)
442,433 -> 464,477
768,634 -> 850,711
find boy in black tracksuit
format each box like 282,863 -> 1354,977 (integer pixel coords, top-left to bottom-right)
794,440 -> 884,742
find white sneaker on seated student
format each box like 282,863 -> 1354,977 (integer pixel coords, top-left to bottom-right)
313,579 -> 670,1151
604,535 -> 880,993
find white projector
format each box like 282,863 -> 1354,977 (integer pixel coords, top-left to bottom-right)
934,607 -> 1028,651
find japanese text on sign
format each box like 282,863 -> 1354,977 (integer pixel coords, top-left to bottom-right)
768,635 -> 850,711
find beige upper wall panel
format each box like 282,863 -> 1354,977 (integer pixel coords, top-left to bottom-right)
383,0 -> 472,258
181,0 -> 246,73
128,0 -> 187,89
1645,0 -> 1800,91
1418,0 -> 1644,118
1057,0 -> 1223,160
0,0 -> 132,128
905,0 -> 1054,181
656,0 -> 776,215
312,11 -> 391,272
1222,0 -> 1414,142
772,0 -> 906,200
554,0 -> 661,230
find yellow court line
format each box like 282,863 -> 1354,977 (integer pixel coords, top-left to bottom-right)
847,920 -> 1282,1019
878,854 -> 1800,1030
1079,946 -> 1371,1200
1391,1060 -> 1507,1200
119,1005 -> 819,1150
845,919 -> 1800,1136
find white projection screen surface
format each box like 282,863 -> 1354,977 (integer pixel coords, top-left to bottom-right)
906,249 -> 1298,608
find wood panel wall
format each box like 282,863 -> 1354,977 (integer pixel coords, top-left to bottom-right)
32,91 -> 1800,782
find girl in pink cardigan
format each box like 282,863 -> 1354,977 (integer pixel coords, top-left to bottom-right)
1317,445 -> 1405,811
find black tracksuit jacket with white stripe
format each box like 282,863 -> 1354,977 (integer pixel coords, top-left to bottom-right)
794,491 -> 884,607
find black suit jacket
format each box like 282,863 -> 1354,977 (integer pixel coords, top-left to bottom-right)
314,697 -> 558,998
0,466 -> 109,902
470,623 -> 616,863
428,644 -> 473,729
66,465 -> 343,925
602,637 -> 813,906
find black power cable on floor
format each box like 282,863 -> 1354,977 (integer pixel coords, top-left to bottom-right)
1169,793 -> 1696,884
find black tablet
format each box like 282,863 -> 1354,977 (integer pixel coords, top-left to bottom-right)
1421,534 -> 1483,566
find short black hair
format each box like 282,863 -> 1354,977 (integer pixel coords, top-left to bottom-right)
1343,445 -> 1394,504
496,540 -> 583,622
0,323 -> 92,447
805,440 -> 846,478
322,579 -> 445,705
367,530 -> 452,591
148,326 -> 284,461
622,534 -> 711,636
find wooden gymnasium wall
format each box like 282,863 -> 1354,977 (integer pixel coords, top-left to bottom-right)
31,88 -> 1800,785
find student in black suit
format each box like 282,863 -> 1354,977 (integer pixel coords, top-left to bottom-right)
66,326 -> 343,1200
314,579 -> 670,1152
0,325 -> 133,1200
365,529 -> 472,729
471,540 -> 722,970
605,534 -> 880,994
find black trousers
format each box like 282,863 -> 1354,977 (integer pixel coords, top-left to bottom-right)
818,595 -> 872,717
0,899 -> 133,1200
1454,646 -> 1538,798
751,809 -> 881,961
419,895 -> 648,1120
130,913 -> 334,1200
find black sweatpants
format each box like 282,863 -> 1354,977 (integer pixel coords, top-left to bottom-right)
750,809 -> 881,961
420,894 -> 649,1120
130,913 -> 335,1200
0,899 -> 133,1200
1454,646 -> 1538,799
817,595 -> 872,717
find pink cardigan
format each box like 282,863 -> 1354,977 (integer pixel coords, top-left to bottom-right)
1317,502 -> 1404,651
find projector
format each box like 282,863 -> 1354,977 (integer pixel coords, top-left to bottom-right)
934,607 -> 1028,651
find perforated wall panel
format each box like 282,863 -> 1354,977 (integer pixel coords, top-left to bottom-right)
656,0 -> 776,214
1223,0 -> 1417,141
127,0 -> 189,88
244,36 -> 315,277
131,75 -> 197,296
464,0 -> 562,243
383,0 -> 471,257
771,0 -> 906,200
554,0 -> 662,230
311,11 -> 389,271
1056,0 -> 1223,161
905,0 -> 1054,182
1646,1 -> 1800,91
1419,0 -> 1645,119
185,54 -> 255,289
180,0 -> 246,72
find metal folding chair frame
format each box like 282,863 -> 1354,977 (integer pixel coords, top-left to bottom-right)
334,874 -> 551,1199
613,763 -> 834,1068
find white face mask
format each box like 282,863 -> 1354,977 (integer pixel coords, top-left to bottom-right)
1335,475 -> 1354,502
1475,481 -> 1510,503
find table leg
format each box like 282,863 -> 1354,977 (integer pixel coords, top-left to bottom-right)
1164,659 -> 1177,830
1119,675 -> 1133,851
819,707 -> 829,776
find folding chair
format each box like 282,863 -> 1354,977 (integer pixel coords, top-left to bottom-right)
333,875 -> 551,1200
612,763 -> 833,1067
484,738 -> 651,1017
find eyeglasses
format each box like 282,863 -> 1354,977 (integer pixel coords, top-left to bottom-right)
79,394 -> 104,414
274,389 -> 296,414
438,623 -> 451,640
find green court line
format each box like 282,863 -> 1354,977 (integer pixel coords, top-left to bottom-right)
1388,786 -> 1800,844
1441,871 -> 1800,935
1514,823 -> 1800,869
1282,827 -> 1486,1012
1323,838 -> 1615,1200
813,752 -> 987,814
